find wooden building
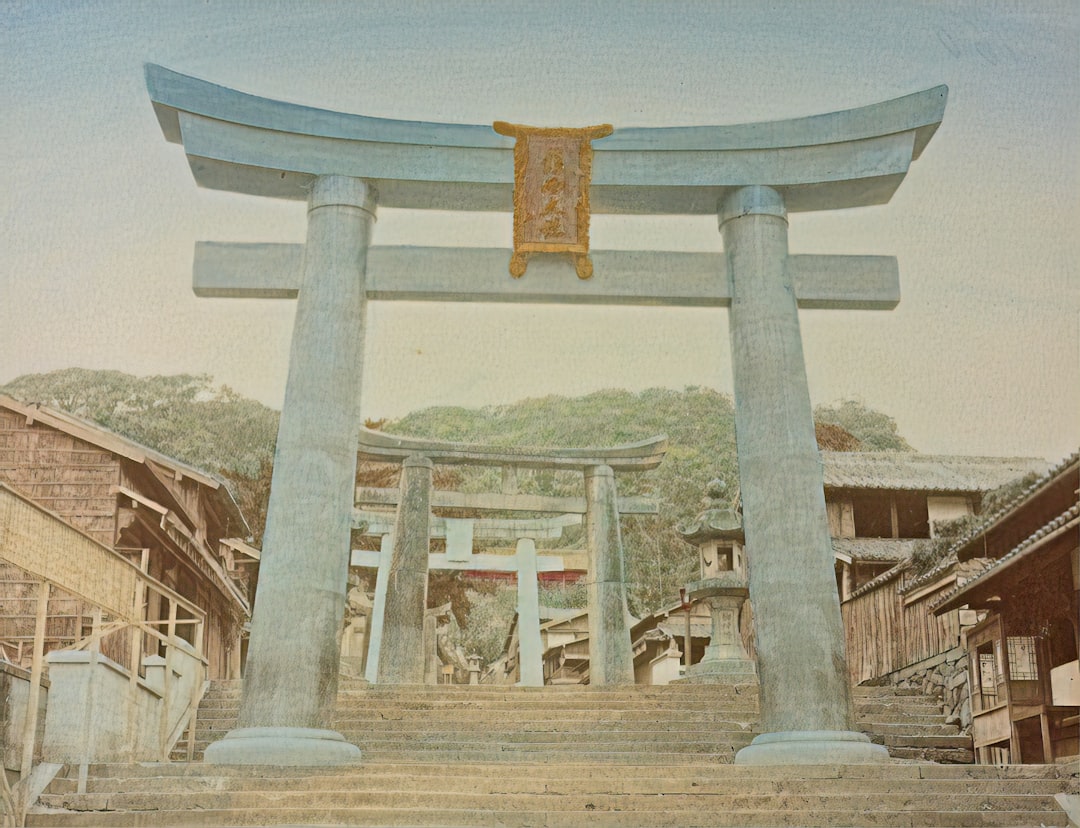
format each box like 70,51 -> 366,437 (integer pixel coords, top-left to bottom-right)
932,452 -> 1078,764
0,396 -> 253,679
823,452 -> 1048,600
521,453 -> 1047,689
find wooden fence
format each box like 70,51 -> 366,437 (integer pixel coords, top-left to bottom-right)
841,566 -> 963,685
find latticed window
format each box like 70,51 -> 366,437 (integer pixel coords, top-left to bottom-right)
1007,636 -> 1039,681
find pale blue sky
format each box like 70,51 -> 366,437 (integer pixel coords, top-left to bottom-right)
1,1 -> 1077,459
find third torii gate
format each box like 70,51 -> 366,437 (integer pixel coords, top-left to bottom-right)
145,64 -> 946,766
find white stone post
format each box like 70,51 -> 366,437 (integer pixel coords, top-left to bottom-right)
515,538 -> 544,686
205,175 -> 375,766
721,185 -> 886,764
378,456 -> 433,684
363,533 -> 394,683
584,464 -> 634,685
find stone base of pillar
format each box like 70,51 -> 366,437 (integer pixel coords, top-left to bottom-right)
203,727 -> 361,766
685,658 -> 757,684
734,730 -> 889,765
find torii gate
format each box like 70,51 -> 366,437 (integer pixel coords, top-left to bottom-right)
351,428 -> 663,689
146,64 -> 946,766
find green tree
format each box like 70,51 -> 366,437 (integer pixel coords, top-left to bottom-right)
2,369 -> 279,539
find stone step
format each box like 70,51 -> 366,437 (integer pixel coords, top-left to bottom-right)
188,718 -> 761,733
857,722 -> 960,736
53,760 -> 1077,781
340,701 -> 767,712
888,746 -> 977,764
201,685 -> 761,698
190,710 -> 954,729
33,762 -> 1077,828
877,734 -> 972,749
24,808 -> 1074,828
183,739 -> 752,758
50,772 -> 1074,797
35,789 -> 1069,814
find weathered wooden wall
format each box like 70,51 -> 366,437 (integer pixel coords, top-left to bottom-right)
0,406 -> 246,679
841,569 -> 962,685
0,409 -> 120,546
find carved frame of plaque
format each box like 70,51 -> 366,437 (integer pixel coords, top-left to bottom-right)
493,122 -> 613,279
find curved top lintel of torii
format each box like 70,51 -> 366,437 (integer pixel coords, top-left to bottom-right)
356,428 -> 668,472
146,64 -> 946,215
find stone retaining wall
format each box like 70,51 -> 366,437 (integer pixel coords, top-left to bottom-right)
870,645 -> 972,733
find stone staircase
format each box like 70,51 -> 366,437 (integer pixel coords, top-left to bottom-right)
27,682 -> 1076,827
28,761 -> 1078,826
170,680 -> 974,765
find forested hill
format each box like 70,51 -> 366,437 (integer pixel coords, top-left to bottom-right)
1,370 -> 911,613
1,369 -> 279,541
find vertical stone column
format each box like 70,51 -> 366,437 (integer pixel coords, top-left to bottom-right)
721,185 -> 886,764
205,175 -> 375,766
378,456 -> 433,684
363,533 -> 394,683
515,538 -> 544,686
584,464 -> 634,685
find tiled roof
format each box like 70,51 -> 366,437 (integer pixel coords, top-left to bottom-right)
931,501 -> 1080,614
941,450 -> 1079,563
845,560 -> 908,601
832,538 -> 919,563
820,452 -> 1048,492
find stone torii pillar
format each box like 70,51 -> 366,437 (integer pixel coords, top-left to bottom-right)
377,456 -> 433,685
205,175 -> 374,765
584,464 -> 634,685
723,186 -> 885,764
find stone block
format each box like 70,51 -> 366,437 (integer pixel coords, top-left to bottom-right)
947,669 -> 969,691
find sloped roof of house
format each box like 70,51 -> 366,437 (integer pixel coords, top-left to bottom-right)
0,395 -> 249,536
820,452 -> 1047,493
932,501 -> 1079,614
944,450 -> 1079,563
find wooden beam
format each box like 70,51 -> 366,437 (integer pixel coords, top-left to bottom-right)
194,243 -> 900,311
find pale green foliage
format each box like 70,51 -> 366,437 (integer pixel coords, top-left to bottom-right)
389,387 -> 739,615
813,399 -> 913,452
539,582 -> 588,610
1,369 -> 280,540
2,368 -> 279,477
456,587 -> 519,663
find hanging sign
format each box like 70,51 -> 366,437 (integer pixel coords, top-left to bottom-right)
493,122 -> 613,279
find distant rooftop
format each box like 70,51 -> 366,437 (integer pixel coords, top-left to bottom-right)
821,452 -> 1047,493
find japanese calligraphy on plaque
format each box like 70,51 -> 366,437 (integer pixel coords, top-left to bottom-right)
493,121 -> 613,279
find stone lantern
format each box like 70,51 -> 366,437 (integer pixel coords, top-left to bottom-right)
677,480 -> 756,683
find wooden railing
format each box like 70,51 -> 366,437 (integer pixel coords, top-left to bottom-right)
0,484 -> 209,778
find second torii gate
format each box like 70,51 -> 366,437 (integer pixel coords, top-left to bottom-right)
353,428 -> 664,688
146,64 -> 946,765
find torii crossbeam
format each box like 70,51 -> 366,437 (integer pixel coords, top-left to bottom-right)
146,64 -> 946,766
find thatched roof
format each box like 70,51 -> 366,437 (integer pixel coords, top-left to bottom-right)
820,452 -> 1047,493
832,538 -> 920,564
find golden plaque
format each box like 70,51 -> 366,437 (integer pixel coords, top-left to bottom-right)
493,122 -> 613,279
